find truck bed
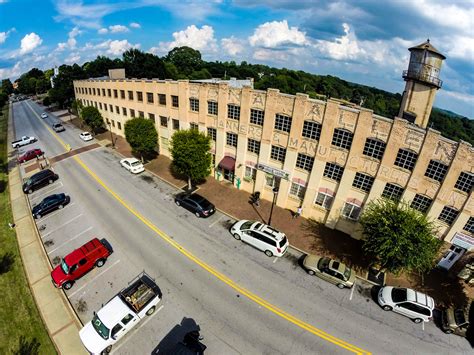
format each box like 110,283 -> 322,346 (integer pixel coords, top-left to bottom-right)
120,273 -> 160,313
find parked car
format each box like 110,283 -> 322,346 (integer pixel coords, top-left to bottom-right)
120,157 -> 144,174
302,254 -> 356,288
32,193 -> 70,219
41,112 -> 48,118
80,131 -> 93,141
175,192 -> 215,218
22,169 -> 59,194
441,305 -> 470,337
230,220 -> 289,257
377,286 -> 434,323
51,238 -> 113,290
12,136 -> 37,148
18,148 -> 44,163
52,123 -> 65,132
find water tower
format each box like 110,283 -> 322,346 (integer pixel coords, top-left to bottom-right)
398,40 -> 446,128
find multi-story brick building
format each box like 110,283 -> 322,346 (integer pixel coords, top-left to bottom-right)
73,41 -> 474,262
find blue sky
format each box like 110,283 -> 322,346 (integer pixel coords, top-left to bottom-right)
0,0 -> 472,118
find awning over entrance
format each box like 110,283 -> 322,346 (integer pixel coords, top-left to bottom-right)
218,156 -> 236,171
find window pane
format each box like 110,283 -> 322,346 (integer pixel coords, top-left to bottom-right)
394,149 -> 418,171
274,114 -> 292,133
250,109 -> 264,125
302,121 -> 321,140
331,128 -> 353,150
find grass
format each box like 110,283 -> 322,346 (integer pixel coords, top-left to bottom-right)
0,104 -> 56,354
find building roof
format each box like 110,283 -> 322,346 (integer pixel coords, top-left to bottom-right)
408,40 -> 446,59
191,77 -> 253,89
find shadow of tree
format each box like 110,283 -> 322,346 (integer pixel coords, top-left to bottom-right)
0,252 -> 15,274
14,336 -> 40,355
168,164 -> 207,187
0,179 -> 6,193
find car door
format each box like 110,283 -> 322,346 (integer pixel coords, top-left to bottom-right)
395,302 -> 417,318
240,229 -> 253,244
111,314 -> 137,342
318,266 -> 335,283
249,231 -> 266,251
74,258 -> 89,278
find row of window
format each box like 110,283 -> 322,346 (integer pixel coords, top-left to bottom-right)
77,87 -> 179,107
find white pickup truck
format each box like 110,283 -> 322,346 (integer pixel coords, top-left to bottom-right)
12,136 -> 37,148
79,273 -> 161,354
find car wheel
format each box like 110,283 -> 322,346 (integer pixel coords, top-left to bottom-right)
102,345 -> 112,354
58,204 -> 63,209
413,318 -> 423,324
146,306 -> 156,316
264,250 -> 273,257
96,259 -> 105,267
35,213 -> 41,220
307,269 -> 315,276
382,305 -> 393,311
233,233 -> 241,240
175,200 -> 181,206
63,282 -> 73,290
337,283 -> 345,289
48,179 -> 53,184
444,329 -> 453,334
195,211 -> 201,218
28,188 -> 33,194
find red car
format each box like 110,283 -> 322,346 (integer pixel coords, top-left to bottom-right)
51,238 -> 113,289
18,148 -> 43,163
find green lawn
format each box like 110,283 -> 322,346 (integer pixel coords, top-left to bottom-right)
0,104 -> 56,354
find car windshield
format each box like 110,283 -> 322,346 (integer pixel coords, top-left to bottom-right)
318,257 -> 330,270
131,161 -> 142,167
92,314 -> 110,340
240,221 -> 254,230
60,259 -> 69,274
391,288 -> 407,302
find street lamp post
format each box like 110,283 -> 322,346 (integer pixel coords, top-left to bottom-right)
268,186 -> 279,226
107,120 -> 115,149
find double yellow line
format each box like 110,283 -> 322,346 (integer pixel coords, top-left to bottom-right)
26,101 -> 370,354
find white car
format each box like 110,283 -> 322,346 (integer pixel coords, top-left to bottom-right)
120,158 -> 144,174
41,112 -> 48,118
80,132 -> 93,141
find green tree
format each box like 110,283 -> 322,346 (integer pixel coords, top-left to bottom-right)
166,46 -> 203,76
170,129 -> 212,190
42,96 -> 51,107
124,117 -> 158,160
49,64 -> 86,108
81,106 -> 104,133
359,198 -> 442,276
122,49 -> 166,79
1,79 -> 14,95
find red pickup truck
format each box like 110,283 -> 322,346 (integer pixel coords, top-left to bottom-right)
51,238 -> 113,290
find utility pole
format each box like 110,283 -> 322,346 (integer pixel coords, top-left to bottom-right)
268,186 -> 279,226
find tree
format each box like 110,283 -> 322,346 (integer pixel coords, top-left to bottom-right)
166,46 -> 203,77
122,49 -> 166,79
42,96 -> 51,107
1,79 -> 14,95
81,106 -> 104,133
359,198 -> 442,276
124,118 -> 158,160
170,129 -> 212,190
49,64 -> 86,108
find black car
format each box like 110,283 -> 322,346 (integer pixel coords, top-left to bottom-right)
175,192 -> 215,218
22,169 -> 59,194
32,193 -> 70,219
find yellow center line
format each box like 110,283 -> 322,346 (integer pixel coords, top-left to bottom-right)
25,101 -> 371,354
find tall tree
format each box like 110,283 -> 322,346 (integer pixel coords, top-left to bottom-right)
122,49 -> 166,79
49,64 -> 86,108
1,79 -> 14,95
124,117 -> 158,160
166,46 -> 203,76
170,129 -> 212,190
81,106 -> 104,133
359,198 -> 442,275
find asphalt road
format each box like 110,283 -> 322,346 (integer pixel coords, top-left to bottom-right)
11,100 -> 472,354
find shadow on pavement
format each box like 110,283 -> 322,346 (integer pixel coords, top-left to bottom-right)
151,317 -> 205,355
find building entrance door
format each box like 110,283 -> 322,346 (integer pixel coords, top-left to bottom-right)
222,168 -> 234,183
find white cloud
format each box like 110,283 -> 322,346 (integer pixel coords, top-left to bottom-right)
249,20 -> 308,48
0,28 -> 14,44
153,25 -> 217,54
98,28 -> 108,34
130,22 -> 141,29
20,33 -> 42,55
107,39 -> 135,55
65,52 -> 81,64
56,26 -> 81,51
0,62 -> 21,80
314,23 -> 365,61
109,25 -> 129,33
221,36 -> 246,56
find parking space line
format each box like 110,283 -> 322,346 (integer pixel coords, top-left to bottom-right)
30,182 -> 64,200
273,257 -> 278,264
35,203 -> 76,223
208,215 -> 223,228
41,213 -> 83,238
422,322 -> 425,331
350,281 -> 356,301
67,259 -> 121,298
47,226 -> 93,254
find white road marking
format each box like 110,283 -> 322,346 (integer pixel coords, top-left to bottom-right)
47,226 -> 93,254
35,203 -> 76,223
41,213 -> 83,238
422,322 -> 425,331
68,259 -> 121,298
30,182 -> 64,200
273,257 -> 278,263
349,280 -> 356,301
208,215 -> 223,228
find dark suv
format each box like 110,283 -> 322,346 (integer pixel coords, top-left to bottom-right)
22,169 -> 59,194
32,193 -> 70,219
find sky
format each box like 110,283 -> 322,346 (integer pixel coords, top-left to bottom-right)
0,0 -> 472,118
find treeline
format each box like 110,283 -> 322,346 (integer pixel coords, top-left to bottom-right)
11,46 -> 473,144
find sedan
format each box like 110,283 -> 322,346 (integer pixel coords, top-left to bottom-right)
32,193 -> 71,219
302,254 -> 356,288
175,192 -> 215,218
41,113 -> 48,118
80,132 -> 93,141
120,157 -> 144,174
18,148 -> 44,163
52,123 -> 65,132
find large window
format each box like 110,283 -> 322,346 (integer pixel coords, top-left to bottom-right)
120,90 -> 125,99
363,138 -> 386,160
302,121 -> 322,141
190,122 -> 198,130
130,109 -> 135,117
171,95 -> 179,107
160,116 -> 168,127
128,90 -> 133,100
226,132 -> 238,147
102,88 -> 106,96
207,127 -> 216,141
274,114 -> 292,133
122,107 -> 127,116
107,89 -> 111,97
270,146 -> 286,162
172,119 -> 179,130
315,191 -> 333,209
323,162 -> 344,182
290,182 -> 306,200
149,113 -> 155,122
464,217 -> 474,234
382,183 -> 404,201
138,111 -> 144,118
208,101 -> 218,115
245,166 -> 257,181
247,139 -> 261,154
146,92 -> 154,104
454,172 -> 473,193
394,148 -> 418,171
410,194 -> 432,213
137,91 -> 143,102
438,206 -> 459,225
342,202 -> 361,221
425,160 -> 448,182
250,109 -> 264,126
115,105 -> 120,114
113,89 -> 118,98
296,153 -> 314,172
158,94 -> 166,105
352,172 -> 374,192
190,98 -> 199,112
227,104 -> 240,120
331,128 -> 353,150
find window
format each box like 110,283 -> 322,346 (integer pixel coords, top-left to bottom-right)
160,116 -> 168,127
115,106 -> 120,114
247,139 -> 260,154
172,119 -> 179,130
410,194 -> 432,213
207,127 -> 216,141
158,94 -> 166,105
464,217 -> 474,234
438,206 -> 459,225
250,109 -> 264,126
342,202 -> 361,220
190,122 -> 198,130
394,148 -> 418,171
425,160 -> 448,182
274,114 -> 292,133
208,101 -> 218,115
122,107 -> 127,116
107,89 -> 111,97
88,88 -> 91,95
117,122 -> 121,130
104,103 -> 108,111
290,182 -> 306,199
302,121 -> 322,141
190,98 -> 199,112
146,92 -> 154,104
111,324 -> 123,338
137,91 -> 143,102
121,314 -> 134,325
149,113 -> 155,122
331,128 -> 353,150
352,172 -> 374,192
266,175 -> 281,189
171,95 -> 179,107
296,153 -> 314,172
227,104 -> 240,120
93,88 -> 96,95
382,183 -> 404,201
226,132 -> 238,147
138,111 -> 144,118
102,88 -> 106,96
270,146 -> 286,162
130,109 -> 135,118
455,172 -> 473,193
315,192 -> 333,209
363,138 -> 386,160
113,89 -> 118,98
323,162 -> 344,182
109,104 -> 113,111
111,120 -> 115,127
99,102 -> 102,109
120,90 -> 125,99
128,90 -> 133,100
96,88 -> 100,96
245,166 -> 257,180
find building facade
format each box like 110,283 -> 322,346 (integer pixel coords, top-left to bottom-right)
73,42 -> 474,255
